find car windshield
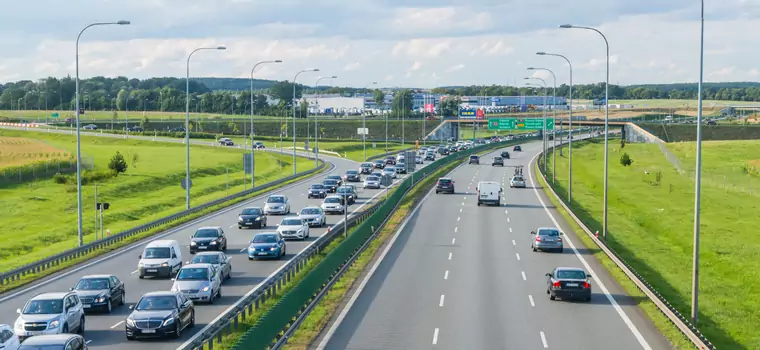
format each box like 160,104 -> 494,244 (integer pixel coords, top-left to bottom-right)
241,208 -> 261,215
538,229 -> 560,236
19,345 -> 66,350
556,270 -> 587,279
383,169 -> 393,173
281,218 -> 302,225
267,196 -> 285,203
325,197 -> 341,203
74,278 -> 109,290
324,180 -> 338,185
191,254 -> 221,265
367,176 -> 379,181
301,208 -> 321,215
177,268 -> 209,280
194,229 -> 219,238
310,184 -> 324,189
22,299 -> 63,314
142,247 -> 170,259
327,176 -> 341,180
337,187 -> 351,193
135,296 -> 178,311
362,163 -> 372,167
346,170 -> 358,175
252,234 -> 278,243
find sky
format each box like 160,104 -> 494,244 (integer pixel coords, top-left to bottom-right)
1,0 -> 759,88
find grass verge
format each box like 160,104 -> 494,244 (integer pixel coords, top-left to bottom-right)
0,164 -> 327,294
280,158 -> 459,349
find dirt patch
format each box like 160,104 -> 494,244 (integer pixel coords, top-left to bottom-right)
0,137 -> 70,168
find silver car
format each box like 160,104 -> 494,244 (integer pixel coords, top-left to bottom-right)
14,292 -> 85,342
188,252 -> 232,282
276,217 -> 311,240
382,167 -> 396,179
531,227 -> 564,253
170,263 -> 222,303
510,175 -> 526,188
363,176 -> 381,189
321,196 -> 345,214
298,207 -> 326,227
263,195 -> 290,215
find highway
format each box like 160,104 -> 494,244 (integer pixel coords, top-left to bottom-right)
0,148 -> 422,350
317,139 -> 673,350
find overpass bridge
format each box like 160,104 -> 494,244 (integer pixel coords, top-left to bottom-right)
425,117 -> 628,140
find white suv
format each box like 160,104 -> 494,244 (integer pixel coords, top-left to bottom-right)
14,292 -> 85,342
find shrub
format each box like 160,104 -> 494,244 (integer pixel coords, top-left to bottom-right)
108,151 -> 128,174
53,173 -> 67,184
620,152 -> 633,167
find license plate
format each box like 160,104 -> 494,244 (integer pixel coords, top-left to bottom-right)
198,246 -> 208,249
26,331 -> 41,336
146,269 -> 157,272
566,283 -> 579,287
142,329 -> 156,334
257,252 -> 269,255
83,304 -> 91,308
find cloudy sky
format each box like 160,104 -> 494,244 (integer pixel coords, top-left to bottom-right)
0,0 -> 758,88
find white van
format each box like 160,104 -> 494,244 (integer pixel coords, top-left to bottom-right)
476,181 -> 502,206
137,240 -> 183,279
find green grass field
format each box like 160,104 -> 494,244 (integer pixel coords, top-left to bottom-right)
0,110 -> 285,121
576,99 -> 760,108
0,129 -> 315,272
209,136 -> 408,162
546,139 -> 759,349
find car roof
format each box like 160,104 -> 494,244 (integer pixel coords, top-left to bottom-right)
537,227 -> 559,231
80,274 -> 113,279
182,263 -> 213,269
325,195 -> 342,199
254,232 -> 279,237
143,291 -> 181,297
300,206 -> 321,210
31,292 -> 70,300
242,206 -> 263,210
194,251 -> 223,256
147,240 -> 178,247
196,226 -> 221,230
555,267 -> 586,273
17,334 -> 81,344
269,194 -> 286,197
438,177 -> 452,180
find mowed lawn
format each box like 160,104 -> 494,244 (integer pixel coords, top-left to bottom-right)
218,136 -> 409,162
0,110 -> 283,121
575,99 -> 760,108
546,139 -> 759,349
0,129 -> 315,272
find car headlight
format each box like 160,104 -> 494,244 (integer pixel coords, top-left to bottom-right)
96,296 -> 107,303
270,247 -> 277,251
162,318 -> 175,326
161,262 -> 168,267
201,286 -> 210,292
49,319 -> 60,328
210,241 -> 218,245
126,318 -> 136,327
190,241 -> 197,246
238,216 -> 244,221
15,318 -> 23,329
254,217 -> 261,221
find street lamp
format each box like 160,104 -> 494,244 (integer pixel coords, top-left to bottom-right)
528,67 -> 557,183
74,20 -> 130,247
692,0 -> 706,325
315,75 -> 338,167
560,23 -> 610,241
362,82 -> 378,161
525,77 -> 548,173
250,59 -> 282,188
537,51 -> 574,203
293,69 -> 320,175
185,46 -> 226,210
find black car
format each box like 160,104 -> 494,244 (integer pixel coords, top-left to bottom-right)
323,179 -> 340,192
373,160 -> 385,169
469,155 -> 479,164
344,170 -> 361,182
501,151 -> 510,159
169,127 -> 185,132
189,227 -> 227,253
449,146 -> 458,153
360,163 -> 374,174
238,207 -> 266,229
425,152 -> 435,161
513,145 -> 522,151
254,141 -> 265,149
546,267 -> 592,302
307,184 -> 327,198
336,186 -> 357,205
326,175 -> 343,186
18,334 -> 88,350
126,126 -> 143,132
384,156 -> 396,165
126,291 -> 195,340
437,147 -> 449,155
492,156 -> 504,166
218,138 -> 234,146
71,274 -> 126,313
435,178 -> 455,194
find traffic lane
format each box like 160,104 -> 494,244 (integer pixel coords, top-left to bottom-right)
322,164 -> 467,350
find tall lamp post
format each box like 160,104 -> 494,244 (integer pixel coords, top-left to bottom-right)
293,69 -> 320,175
525,77 -> 548,173
362,82 -> 378,161
315,75 -> 338,167
185,46 -> 226,209
537,51 -> 574,203
75,20 -> 130,247
528,67 -> 557,183
560,23 -> 610,241
692,0 -> 706,325
250,59 -> 282,188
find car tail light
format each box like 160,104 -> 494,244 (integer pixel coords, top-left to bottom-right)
552,281 -> 561,288
536,236 -> 541,242
436,182 -> 441,185
583,282 -> 590,288
557,237 -> 563,243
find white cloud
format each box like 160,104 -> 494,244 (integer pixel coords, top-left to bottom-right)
445,64 -> 465,73
0,0 -> 758,87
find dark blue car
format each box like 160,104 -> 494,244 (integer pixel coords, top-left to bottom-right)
247,233 -> 286,260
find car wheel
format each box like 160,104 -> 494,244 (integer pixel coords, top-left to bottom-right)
549,293 -> 556,301
586,295 -> 592,302
138,274 -> 144,279
477,202 -> 481,206
172,321 -> 182,339
218,287 -> 222,298
238,226 -> 242,229
78,317 -> 85,334
120,291 -> 126,305
189,310 -> 196,328
558,248 -> 564,253
62,323 -> 69,333
107,299 -> 112,313
532,245 -> 537,252
126,334 -> 135,341
248,257 -> 253,261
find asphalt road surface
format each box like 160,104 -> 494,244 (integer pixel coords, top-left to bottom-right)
318,138 -> 674,350
0,149 -> 430,350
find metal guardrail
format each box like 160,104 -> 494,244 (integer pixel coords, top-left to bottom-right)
537,143 -> 715,350
0,160 -> 329,289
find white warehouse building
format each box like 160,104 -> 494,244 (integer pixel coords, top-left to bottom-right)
301,94 -> 365,114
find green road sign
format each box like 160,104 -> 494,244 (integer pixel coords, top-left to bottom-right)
51,113 -> 59,118
487,118 -> 554,130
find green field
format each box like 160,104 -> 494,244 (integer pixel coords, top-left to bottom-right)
0,129 -> 315,272
217,136 -> 408,162
546,139 -> 759,349
0,110 -> 285,121
576,99 -> 760,108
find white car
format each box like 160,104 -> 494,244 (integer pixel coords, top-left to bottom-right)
170,263 -> 222,303
363,176 -> 381,189
415,156 -> 424,164
264,195 -> 290,215
298,207 -> 326,227
382,167 -> 397,179
321,196 -> 345,214
0,324 -> 20,350
510,175 -> 526,188
14,292 -> 85,342
277,217 -> 311,240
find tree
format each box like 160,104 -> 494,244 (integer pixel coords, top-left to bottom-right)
373,90 -> 386,110
270,81 -> 303,108
299,100 -> 309,118
108,151 -> 128,174
440,96 -> 462,117
620,153 -> 633,167
391,90 -> 413,118
140,116 -> 151,129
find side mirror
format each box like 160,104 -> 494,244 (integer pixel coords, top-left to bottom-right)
138,254 -> 142,259
545,273 -> 552,277
172,254 -> 177,259
128,305 -> 134,310
69,287 -> 74,291
190,235 -> 193,239
16,308 -> 21,314
586,274 -> 592,279
530,231 -> 536,235
560,232 -> 564,235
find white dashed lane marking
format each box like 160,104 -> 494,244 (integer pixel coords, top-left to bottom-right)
452,238 -> 456,244
521,271 -> 527,281
529,295 -> 535,307
454,227 -> 458,233
444,270 -> 449,280
448,252 -> 453,260
540,331 -> 548,348
439,294 -> 445,307
432,328 -> 440,345
512,240 -> 516,246
516,253 -> 521,261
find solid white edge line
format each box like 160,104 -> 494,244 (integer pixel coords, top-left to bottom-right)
444,270 -> 449,280
521,271 -> 527,281
111,320 -> 125,329
432,328 -> 440,345
439,294 -> 445,307
527,152 -> 653,350
540,331 -> 548,348
529,294 -> 535,307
